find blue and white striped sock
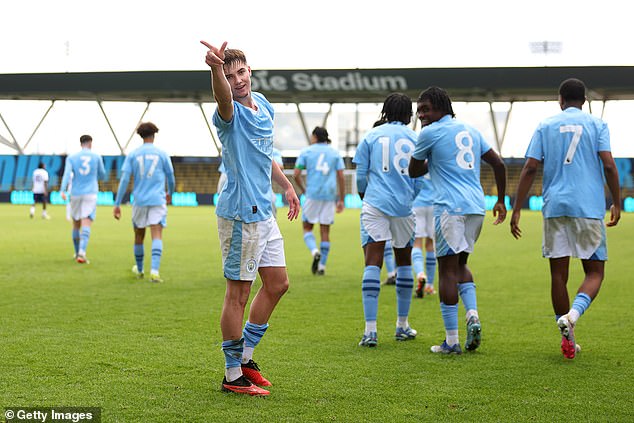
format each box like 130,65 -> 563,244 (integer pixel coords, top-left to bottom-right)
134,244 -> 144,272
222,338 -> 244,381
320,241 -> 330,266
383,241 -> 395,275
72,229 -> 80,255
458,282 -> 478,315
396,265 -> 414,319
426,251 -> 436,286
79,226 -> 91,254
303,232 -> 318,255
151,239 -> 162,274
569,292 -> 592,324
362,265 -> 381,323
411,248 -> 424,277
242,321 -> 269,363
440,302 -> 459,346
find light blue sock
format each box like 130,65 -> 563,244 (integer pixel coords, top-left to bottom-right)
384,241 -> 395,274
395,265 -> 414,318
303,232 -> 317,253
458,282 -> 478,312
411,247 -> 424,276
134,244 -> 144,272
222,338 -> 244,369
243,321 -> 269,348
440,302 -> 459,331
571,292 -> 592,317
72,229 -> 80,255
320,241 -> 330,266
426,251 -> 436,286
362,265 -> 381,322
151,239 -> 163,273
79,226 -> 91,253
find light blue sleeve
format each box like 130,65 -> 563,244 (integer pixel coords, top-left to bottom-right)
526,125 -> 544,160
336,153 -> 345,171
164,153 -> 175,195
115,155 -> 132,206
413,130 -> 431,161
353,140 -> 369,194
60,157 -> 72,192
97,155 -> 106,180
598,122 -> 611,151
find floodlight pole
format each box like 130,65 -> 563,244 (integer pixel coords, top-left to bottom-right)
0,111 -> 23,154
22,100 -> 56,152
198,103 -> 221,156
98,100 -> 125,155
123,101 -> 151,152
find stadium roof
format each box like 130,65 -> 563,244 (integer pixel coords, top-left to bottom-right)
2,66 -> 634,104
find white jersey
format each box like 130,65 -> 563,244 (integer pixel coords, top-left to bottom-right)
32,168 -> 49,194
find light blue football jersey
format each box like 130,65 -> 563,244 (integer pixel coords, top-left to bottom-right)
413,174 -> 435,208
115,143 -> 175,206
526,107 -> 611,219
60,148 -> 106,196
295,143 -> 345,201
413,115 -> 491,216
212,92 -> 275,223
353,121 -> 421,217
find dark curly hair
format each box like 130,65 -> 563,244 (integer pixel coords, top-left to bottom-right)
379,92 -> 413,125
417,86 -> 455,118
137,122 -> 159,139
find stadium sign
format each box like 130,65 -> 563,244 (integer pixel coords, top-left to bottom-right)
251,70 -> 408,94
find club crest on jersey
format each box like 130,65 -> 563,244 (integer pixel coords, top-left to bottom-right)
246,259 -> 257,273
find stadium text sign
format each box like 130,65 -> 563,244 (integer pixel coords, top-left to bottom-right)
251,70 -> 408,94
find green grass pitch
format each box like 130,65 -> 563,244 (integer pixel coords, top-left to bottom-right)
1,204 -> 633,422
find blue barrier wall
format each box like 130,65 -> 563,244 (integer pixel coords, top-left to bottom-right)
2,155 -> 633,210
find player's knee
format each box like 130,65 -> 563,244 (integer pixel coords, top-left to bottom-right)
267,277 -> 289,298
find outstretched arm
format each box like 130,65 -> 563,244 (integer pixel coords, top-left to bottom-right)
599,150 -> 621,227
510,157 -> 539,239
200,40 -> 233,122
482,149 -> 507,225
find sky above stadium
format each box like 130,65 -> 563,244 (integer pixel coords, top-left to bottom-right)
2,0 -> 631,73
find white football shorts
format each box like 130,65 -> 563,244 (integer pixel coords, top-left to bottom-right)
301,198 -> 336,225
218,216 -> 286,281
434,212 -> 484,257
132,205 -> 167,228
70,194 -> 97,221
542,216 -> 607,260
414,206 -> 434,239
361,203 -> 415,249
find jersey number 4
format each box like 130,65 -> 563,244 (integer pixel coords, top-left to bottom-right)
315,153 -> 330,176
